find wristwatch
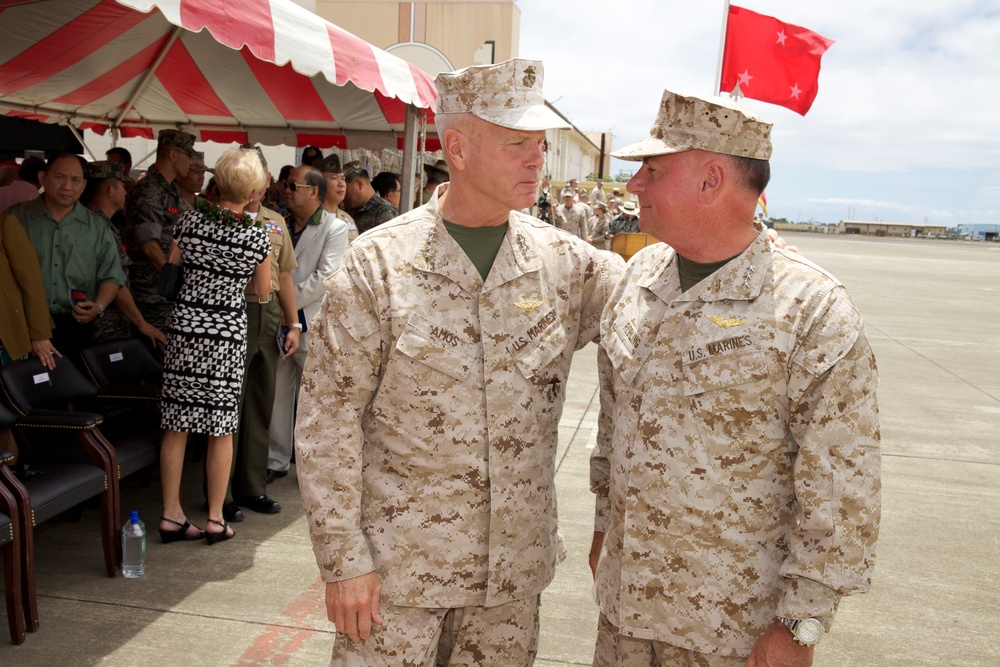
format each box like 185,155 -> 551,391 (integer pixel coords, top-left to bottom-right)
777,617 -> 824,646
288,322 -> 303,330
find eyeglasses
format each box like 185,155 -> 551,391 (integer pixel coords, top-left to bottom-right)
283,181 -> 314,191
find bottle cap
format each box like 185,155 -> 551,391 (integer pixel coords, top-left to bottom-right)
130,510 -> 139,523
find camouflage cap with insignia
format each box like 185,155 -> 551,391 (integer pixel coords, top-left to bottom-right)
189,150 -> 212,172
83,160 -> 134,184
157,129 -> 196,154
315,153 -> 342,174
342,160 -> 369,182
613,89 -> 772,161
561,187 -> 575,198
434,58 -> 571,132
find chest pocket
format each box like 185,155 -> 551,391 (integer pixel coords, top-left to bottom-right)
604,321 -> 649,387
682,348 -> 787,457
395,312 -> 475,382
509,314 -> 569,380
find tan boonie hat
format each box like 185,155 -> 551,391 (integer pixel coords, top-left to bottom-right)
84,160 -> 134,184
434,58 -> 571,131
157,129 -> 196,154
316,153 -> 342,174
613,89 -> 772,161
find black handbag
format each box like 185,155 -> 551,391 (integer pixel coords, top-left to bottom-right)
156,262 -> 183,299
156,216 -> 188,299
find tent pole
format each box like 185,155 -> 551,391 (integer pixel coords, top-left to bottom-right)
113,26 -> 183,129
400,104 -> 419,214
65,123 -> 97,160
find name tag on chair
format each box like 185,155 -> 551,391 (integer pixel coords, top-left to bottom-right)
109,352 -> 124,363
33,372 -> 50,384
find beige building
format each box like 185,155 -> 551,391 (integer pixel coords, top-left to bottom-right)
304,0 -> 609,181
838,220 -> 948,238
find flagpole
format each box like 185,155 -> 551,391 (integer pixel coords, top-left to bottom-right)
714,0 -> 732,95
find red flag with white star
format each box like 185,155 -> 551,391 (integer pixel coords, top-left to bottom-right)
720,5 -> 834,115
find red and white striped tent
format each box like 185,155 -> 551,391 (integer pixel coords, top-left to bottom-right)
0,0 -> 439,150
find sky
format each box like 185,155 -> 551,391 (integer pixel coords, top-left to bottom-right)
518,0 -> 1000,227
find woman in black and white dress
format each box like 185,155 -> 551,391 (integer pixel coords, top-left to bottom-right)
158,148 -> 271,545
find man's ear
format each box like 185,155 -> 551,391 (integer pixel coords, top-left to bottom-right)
699,159 -> 726,204
441,129 -> 466,172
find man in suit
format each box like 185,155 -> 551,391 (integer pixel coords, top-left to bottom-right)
266,165 -> 350,483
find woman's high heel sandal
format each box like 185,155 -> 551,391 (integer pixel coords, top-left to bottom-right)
159,516 -> 205,543
205,518 -> 235,545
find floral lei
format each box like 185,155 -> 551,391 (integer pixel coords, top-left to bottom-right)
196,197 -> 261,228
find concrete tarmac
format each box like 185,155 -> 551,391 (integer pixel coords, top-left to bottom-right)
1,232 -> 997,665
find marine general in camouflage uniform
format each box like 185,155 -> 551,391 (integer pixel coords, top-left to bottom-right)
296,59 -> 624,666
590,90 -> 881,667
126,129 -> 195,332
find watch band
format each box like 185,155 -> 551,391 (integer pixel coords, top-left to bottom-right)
288,322 -> 303,329
777,617 -> 824,646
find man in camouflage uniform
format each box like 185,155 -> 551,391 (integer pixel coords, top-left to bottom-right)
608,200 -> 640,235
126,129 -> 195,332
176,150 -> 210,213
82,160 -> 165,346
589,90 -> 881,667
296,59 -> 623,665
553,186 -> 593,241
341,161 -> 398,234
416,158 -> 449,207
607,187 -> 623,215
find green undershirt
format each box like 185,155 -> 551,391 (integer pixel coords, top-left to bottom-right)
443,219 -> 509,281
677,253 -> 740,292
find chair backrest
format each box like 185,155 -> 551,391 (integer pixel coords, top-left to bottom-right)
0,401 -> 17,429
81,339 -> 163,388
0,357 -> 99,415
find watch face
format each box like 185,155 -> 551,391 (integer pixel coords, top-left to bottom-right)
796,618 -> 824,644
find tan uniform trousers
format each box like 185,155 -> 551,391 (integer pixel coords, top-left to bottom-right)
330,595 -> 540,667
594,614 -> 745,667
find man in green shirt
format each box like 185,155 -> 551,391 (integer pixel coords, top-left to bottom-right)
8,153 -> 124,364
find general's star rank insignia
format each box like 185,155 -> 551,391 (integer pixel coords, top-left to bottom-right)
707,315 -> 746,328
514,300 -> 544,312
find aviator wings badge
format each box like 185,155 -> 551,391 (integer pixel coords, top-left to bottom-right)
515,300 -> 545,313
707,315 -> 746,329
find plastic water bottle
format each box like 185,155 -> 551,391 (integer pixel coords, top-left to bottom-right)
121,510 -> 146,578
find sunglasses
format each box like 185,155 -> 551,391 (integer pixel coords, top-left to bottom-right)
283,181 -> 314,191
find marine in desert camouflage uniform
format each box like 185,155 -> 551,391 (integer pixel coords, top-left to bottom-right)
552,186 -> 594,241
590,90 -> 881,667
296,58 -> 624,666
